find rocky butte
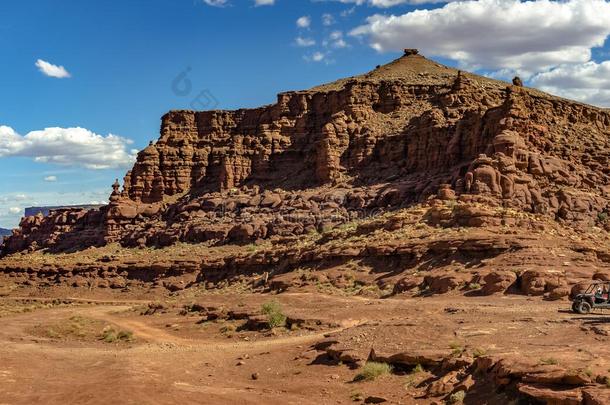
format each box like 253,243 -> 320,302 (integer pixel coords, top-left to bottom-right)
2,51 -> 610,404
1,51 -> 609,294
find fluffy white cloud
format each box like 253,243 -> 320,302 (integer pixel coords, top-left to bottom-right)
8,207 -> 21,215
254,0 -> 275,5
295,36 -> 316,47
530,61 -> 610,107
351,0 -> 610,76
0,126 -> 137,170
44,176 -> 58,182
323,0 -> 453,6
297,16 -> 311,28
35,59 -> 71,79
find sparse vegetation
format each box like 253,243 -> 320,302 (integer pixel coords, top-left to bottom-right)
100,326 -> 134,343
350,392 -> 364,402
447,390 -> 466,404
220,323 -> 236,337
29,315 -> 104,341
261,300 -> 287,329
354,362 -> 392,382
472,348 -> 487,358
404,363 -> 425,388
449,342 -> 465,356
540,357 -> 559,365
410,364 -> 424,374
467,283 -> 481,290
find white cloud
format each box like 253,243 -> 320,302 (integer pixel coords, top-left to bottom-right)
324,0 -> 453,6
203,0 -> 228,6
254,0 -> 275,4
312,52 -> 325,62
530,61 -> 610,107
351,0 -> 610,77
295,36 -> 316,47
322,13 -> 335,26
35,59 -> 71,79
44,176 -> 58,182
8,207 -> 21,215
0,126 -> 137,170
304,52 -> 328,63
324,30 -> 348,48
297,16 -> 311,28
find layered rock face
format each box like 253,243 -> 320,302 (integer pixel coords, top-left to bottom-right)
2,52 -> 609,255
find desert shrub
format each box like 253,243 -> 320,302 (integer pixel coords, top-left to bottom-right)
410,364 -> 424,374
449,342 -> 465,356
540,357 -> 559,365
404,363 -> 425,388
354,362 -> 392,382
261,300 -> 286,329
117,330 -> 133,341
101,326 -> 134,343
448,390 -> 466,404
472,348 -> 487,358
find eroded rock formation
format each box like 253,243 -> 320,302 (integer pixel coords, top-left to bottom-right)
2,52 -> 609,255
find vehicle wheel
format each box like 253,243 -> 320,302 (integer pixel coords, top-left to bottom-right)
572,302 -> 578,313
577,301 -> 592,315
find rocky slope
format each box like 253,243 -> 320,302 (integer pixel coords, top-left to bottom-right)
1,50 -> 609,297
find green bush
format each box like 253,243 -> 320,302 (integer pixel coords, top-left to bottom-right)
261,300 -> 287,329
354,362 -> 392,382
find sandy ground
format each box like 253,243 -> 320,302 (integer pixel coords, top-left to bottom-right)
0,291 -> 607,405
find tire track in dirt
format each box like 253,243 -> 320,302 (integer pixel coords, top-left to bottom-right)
81,305 -> 364,351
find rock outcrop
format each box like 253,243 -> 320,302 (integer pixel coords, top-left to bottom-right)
2,52 -> 609,256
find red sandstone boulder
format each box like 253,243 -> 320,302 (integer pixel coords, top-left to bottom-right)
481,270 -> 517,295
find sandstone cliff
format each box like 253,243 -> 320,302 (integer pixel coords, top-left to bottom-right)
2,52 -> 609,256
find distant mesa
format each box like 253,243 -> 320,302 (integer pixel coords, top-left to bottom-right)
0,228 -> 11,238
24,205 -> 105,218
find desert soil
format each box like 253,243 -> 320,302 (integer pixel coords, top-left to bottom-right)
0,289 -> 607,405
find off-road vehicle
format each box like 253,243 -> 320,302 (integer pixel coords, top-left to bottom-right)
571,282 -> 610,314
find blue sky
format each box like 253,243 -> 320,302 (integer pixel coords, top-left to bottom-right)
1,0 -> 610,228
